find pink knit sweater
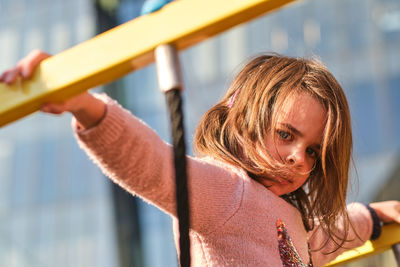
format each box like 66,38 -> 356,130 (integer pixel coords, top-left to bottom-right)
73,94 -> 373,267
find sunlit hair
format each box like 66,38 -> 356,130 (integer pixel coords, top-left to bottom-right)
194,53 -> 354,252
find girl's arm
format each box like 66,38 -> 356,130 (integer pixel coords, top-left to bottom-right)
2,50 -> 245,234
41,92 -> 106,130
72,94 -> 245,234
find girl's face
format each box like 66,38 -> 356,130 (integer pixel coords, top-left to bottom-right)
261,92 -> 327,196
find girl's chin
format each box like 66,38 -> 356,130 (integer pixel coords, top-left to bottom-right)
255,175 -> 304,196
262,182 -> 295,196
268,186 -> 290,196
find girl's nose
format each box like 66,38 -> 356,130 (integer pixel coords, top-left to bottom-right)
285,148 -> 305,167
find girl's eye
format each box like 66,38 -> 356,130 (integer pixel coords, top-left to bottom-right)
306,148 -> 318,158
277,130 -> 292,140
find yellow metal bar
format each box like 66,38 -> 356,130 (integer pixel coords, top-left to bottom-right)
325,223 -> 400,266
0,0 -> 297,127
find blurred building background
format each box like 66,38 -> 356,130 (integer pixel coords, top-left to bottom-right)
0,0 -> 399,266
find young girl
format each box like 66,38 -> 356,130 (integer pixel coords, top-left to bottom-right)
2,50 -> 400,267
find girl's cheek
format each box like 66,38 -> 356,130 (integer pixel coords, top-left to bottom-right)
306,158 -> 317,171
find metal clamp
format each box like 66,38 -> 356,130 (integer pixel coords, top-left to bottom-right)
155,44 -> 182,92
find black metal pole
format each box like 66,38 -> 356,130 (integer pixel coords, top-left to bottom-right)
155,44 -> 191,267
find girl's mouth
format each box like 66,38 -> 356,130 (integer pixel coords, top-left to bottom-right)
278,179 -> 290,185
277,178 -> 292,185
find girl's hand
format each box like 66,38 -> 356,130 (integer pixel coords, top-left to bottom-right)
369,200 -> 400,224
0,49 -> 107,130
0,49 -> 51,84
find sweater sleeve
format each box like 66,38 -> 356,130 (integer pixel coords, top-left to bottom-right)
72,93 -> 244,234
308,202 -> 373,266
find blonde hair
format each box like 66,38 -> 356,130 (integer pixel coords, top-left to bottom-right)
194,53 -> 353,252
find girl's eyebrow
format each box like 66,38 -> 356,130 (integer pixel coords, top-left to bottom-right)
281,123 -> 303,137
